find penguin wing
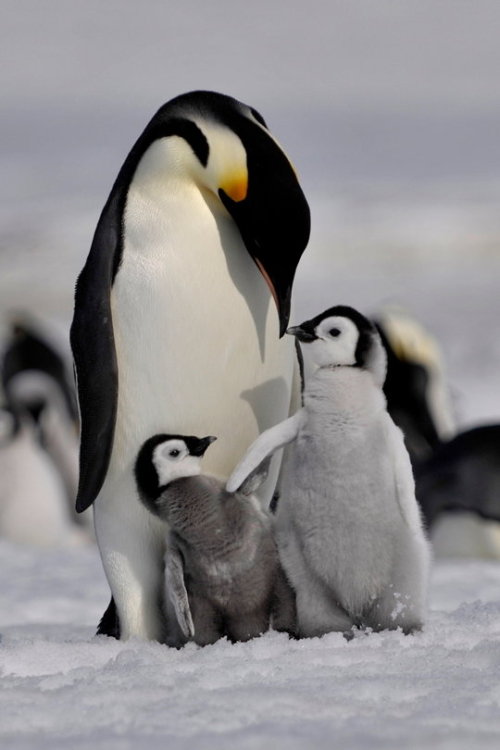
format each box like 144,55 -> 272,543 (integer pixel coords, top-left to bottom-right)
385,414 -> 424,530
226,409 -> 305,493
165,541 -> 194,639
238,455 -> 272,496
70,201 -> 121,513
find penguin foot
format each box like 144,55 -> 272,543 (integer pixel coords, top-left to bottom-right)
96,596 -> 121,639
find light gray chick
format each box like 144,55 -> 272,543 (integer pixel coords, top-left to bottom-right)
227,305 -> 431,638
134,433 -> 295,647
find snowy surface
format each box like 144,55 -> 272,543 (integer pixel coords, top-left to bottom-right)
2,2 -> 500,748
1,541 -> 500,749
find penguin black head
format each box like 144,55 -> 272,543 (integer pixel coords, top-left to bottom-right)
375,322 -> 441,458
287,305 -> 386,382
373,309 -> 455,460
3,315 -> 78,424
134,433 -> 217,508
107,90 -> 310,336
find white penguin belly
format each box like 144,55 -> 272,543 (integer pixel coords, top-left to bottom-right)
109,184 -> 295,498
0,429 -> 82,547
285,418 -> 400,612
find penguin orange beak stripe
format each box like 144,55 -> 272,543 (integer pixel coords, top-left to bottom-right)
255,258 -> 279,310
219,173 -> 248,202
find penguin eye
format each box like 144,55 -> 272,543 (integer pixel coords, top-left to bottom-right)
329,328 -> 341,338
169,449 -> 180,458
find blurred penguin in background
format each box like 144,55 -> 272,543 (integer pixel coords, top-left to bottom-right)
0,402 -> 87,547
0,313 -> 93,541
374,306 -> 455,460
415,424 -> 500,558
2,314 -> 78,429
375,307 -> 500,559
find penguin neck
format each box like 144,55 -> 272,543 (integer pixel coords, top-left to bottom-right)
304,365 -> 386,420
156,475 -> 227,547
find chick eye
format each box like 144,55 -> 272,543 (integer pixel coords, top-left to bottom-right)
329,328 -> 341,337
169,449 -> 180,458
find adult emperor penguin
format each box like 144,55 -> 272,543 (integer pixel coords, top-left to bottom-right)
2,315 -> 84,530
70,91 -> 310,641
228,305 -> 431,637
135,434 -> 293,646
374,307 -> 455,460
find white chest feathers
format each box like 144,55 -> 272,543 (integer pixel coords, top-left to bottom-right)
108,156 -> 295,491
0,424 -> 87,547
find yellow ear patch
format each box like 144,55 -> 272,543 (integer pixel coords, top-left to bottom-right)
220,170 -> 248,202
380,309 -> 442,368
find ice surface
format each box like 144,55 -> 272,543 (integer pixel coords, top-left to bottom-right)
2,541 -> 500,749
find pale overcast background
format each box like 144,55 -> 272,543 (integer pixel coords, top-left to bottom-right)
1,0 -> 500,423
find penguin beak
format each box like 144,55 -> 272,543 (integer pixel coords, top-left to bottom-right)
218,119 -> 310,337
219,171 -> 248,203
190,436 -> 217,457
286,324 -> 317,343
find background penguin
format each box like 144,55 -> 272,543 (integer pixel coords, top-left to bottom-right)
374,307 -> 455,460
71,90 -> 310,640
134,433 -> 295,646
0,404 -> 87,547
228,305 -> 431,638
414,424 -> 500,557
1,315 -> 84,528
374,307 -> 500,558
2,314 -> 78,428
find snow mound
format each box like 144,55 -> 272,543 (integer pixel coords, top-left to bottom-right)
1,543 -> 500,749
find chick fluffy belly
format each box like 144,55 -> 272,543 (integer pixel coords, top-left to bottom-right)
281,436 -> 396,610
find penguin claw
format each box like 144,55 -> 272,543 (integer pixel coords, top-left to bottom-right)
178,608 -> 195,639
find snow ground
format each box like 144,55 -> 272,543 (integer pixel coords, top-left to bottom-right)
1,443 -> 499,745
1,540 -> 500,750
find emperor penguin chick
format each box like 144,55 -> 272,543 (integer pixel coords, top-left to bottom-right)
227,305 -> 431,637
135,434 -> 294,647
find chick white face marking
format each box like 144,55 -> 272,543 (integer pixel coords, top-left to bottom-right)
307,316 -> 360,369
152,439 -> 202,486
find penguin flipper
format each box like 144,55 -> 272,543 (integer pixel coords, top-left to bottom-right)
71,202 -> 120,513
226,409 -> 305,493
385,414 -> 423,530
165,544 -> 194,639
238,456 -> 272,496
96,596 -> 121,639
